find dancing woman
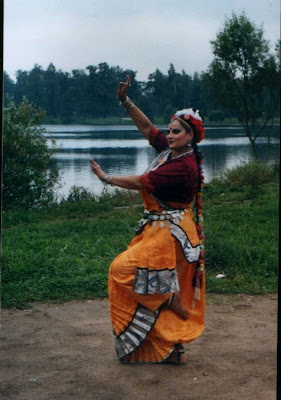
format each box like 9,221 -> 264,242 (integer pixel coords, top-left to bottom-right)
91,75 -> 206,364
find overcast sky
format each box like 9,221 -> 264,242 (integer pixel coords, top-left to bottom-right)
4,0 -> 280,82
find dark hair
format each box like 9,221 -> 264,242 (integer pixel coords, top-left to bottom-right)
192,138 -> 203,193
179,115 -> 205,300
177,119 -> 192,133
183,121 -> 204,237
179,120 -> 204,194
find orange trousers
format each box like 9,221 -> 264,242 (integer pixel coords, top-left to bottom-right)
108,192 -> 205,363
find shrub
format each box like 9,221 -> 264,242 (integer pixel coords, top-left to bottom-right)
222,161 -> 279,187
3,99 -> 60,209
64,186 -> 96,203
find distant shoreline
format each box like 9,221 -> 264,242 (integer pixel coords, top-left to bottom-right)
41,116 -> 280,129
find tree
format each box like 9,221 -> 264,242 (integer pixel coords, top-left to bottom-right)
3,99 -> 60,209
208,110 -> 225,122
44,63 -> 59,117
3,72 -> 15,105
147,68 -> 168,114
198,72 -> 220,117
208,12 -> 280,160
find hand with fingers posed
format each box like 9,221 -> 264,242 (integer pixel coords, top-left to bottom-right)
117,74 -> 131,104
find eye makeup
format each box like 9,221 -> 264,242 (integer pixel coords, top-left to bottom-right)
167,128 -> 182,134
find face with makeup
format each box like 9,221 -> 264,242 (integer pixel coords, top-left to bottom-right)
167,119 -> 194,157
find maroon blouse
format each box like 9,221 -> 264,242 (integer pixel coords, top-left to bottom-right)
140,126 -> 199,205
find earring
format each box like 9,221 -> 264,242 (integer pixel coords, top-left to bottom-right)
186,141 -> 192,148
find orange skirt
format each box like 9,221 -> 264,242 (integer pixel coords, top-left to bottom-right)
108,191 -> 205,363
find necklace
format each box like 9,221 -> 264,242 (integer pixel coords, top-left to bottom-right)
146,148 -> 194,173
170,149 -> 194,159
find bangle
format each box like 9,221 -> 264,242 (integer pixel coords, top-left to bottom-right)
109,176 -> 114,186
100,174 -> 109,184
100,174 -> 115,186
124,101 -> 135,112
119,96 -> 130,105
120,96 -> 136,112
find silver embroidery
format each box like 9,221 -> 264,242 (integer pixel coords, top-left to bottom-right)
133,268 -> 180,295
115,305 -> 159,359
169,223 -> 200,263
135,208 -> 200,263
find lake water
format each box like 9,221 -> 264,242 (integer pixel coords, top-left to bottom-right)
43,124 -> 280,198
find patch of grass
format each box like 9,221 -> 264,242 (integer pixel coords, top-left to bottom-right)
2,201 -> 142,308
204,177 -> 278,294
2,188 -> 143,308
1,164 -> 278,308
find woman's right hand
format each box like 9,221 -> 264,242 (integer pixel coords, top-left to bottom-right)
117,75 -> 131,103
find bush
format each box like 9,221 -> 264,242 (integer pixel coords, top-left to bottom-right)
222,161 -> 279,187
3,99 -> 60,209
64,186 -> 96,203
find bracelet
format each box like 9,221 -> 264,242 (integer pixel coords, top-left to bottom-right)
100,174 -> 109,184
100,174 -> 115,186
109,176 -> 114,186
119,96 -> 135,112
124,102 -> 135,112
119,96 -> 130,105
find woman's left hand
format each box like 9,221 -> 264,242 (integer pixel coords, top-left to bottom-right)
90,159 -> 104,180
117,75 -> 131,103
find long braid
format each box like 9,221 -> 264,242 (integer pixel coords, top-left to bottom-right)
172,108 -> 206,306
191,137 -> 205,305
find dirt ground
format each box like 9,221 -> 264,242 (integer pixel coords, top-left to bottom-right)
0,294 -> 278,400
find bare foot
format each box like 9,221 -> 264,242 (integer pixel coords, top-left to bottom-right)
162,344 -> 187,364
164,352 -> 187,364
168,292 -> 189,320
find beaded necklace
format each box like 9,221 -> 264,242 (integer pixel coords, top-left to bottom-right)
146,148 -> 194,173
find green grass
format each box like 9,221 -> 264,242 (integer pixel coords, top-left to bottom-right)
203,162 -> 279,294
1,168 -> 279,308
2,189 -> 143,308
204,184 -> 278,294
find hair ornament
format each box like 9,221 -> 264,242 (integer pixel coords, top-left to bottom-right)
171,108 -> 205,143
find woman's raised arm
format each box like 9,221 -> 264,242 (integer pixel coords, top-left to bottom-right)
117,75 -> 153,140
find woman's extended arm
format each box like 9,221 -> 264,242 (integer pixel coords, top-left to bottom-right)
117,75 -> 153,140
90,159 -> 143,190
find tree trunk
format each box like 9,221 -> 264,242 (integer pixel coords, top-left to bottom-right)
249,136 -> 259,162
